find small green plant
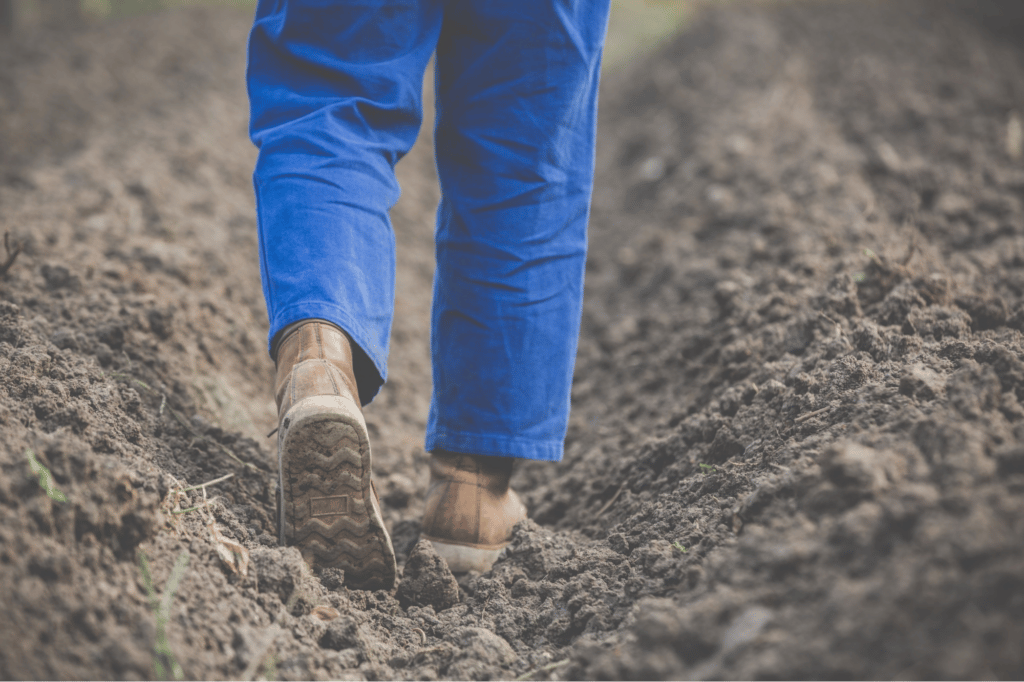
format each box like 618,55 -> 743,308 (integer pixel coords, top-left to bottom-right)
26,449 -> 67,502
138,550 -> 190,681
673,541 -> 688,554
698,463 -> 716,475
105,371 -> 152,391
259,653 -> 279,681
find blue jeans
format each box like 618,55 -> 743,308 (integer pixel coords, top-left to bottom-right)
248,0 -> 610,461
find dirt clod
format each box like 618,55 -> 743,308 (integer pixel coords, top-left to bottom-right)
395,539 -> 460,612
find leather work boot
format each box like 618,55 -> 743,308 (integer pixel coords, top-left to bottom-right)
274,320 -> 397,590
421,450 -> 528,573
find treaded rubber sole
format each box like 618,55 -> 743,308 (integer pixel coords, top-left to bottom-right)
423,537 -> 508,574
277,395 -> 396,591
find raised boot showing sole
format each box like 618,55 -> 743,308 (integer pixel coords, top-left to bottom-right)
421,450 -> 527,573
274,321 -> 396,591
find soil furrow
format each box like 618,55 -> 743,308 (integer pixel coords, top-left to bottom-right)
1,1 -> 1023,679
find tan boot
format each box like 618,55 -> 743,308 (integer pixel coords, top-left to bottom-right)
274,320 -> 396,590
420,450 -> 527,573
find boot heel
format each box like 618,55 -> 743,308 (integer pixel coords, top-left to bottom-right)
424,538 -> 509,574
278,395 -> 396,590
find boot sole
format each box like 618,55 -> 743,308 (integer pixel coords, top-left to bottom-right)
423,537 -> 508,574
277,394 -> 396,590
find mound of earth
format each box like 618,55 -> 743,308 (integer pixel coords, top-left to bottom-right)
1,1 -> 1023,679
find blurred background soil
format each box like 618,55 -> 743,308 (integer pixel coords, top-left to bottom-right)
1,0 -> 1023,679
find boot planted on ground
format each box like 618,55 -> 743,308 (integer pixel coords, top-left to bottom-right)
421,450 -> 527,573
274,320 -> 397,590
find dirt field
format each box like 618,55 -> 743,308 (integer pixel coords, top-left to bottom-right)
1,1 -> 1023,679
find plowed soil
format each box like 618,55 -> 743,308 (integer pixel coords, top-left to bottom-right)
2,1 -> 1024,679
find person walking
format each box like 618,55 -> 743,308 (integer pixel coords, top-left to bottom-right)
247,0 -> 611,590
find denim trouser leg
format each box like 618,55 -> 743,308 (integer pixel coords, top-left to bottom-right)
425,1 -> 610,461
247,0 -> 610,460
248,0 -> 442,405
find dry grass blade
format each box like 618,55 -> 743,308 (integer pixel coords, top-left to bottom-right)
160,472 -> 235,534
795,405 -> 831,423
183,472 -> 234,492
515,659 -> 570,681
1,231 -> 23,279
198,482 -> 249,577
311,606 -> 340,621
208,516 -> 249,577
595,482 -> 625,517
159,473 -> 248,576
